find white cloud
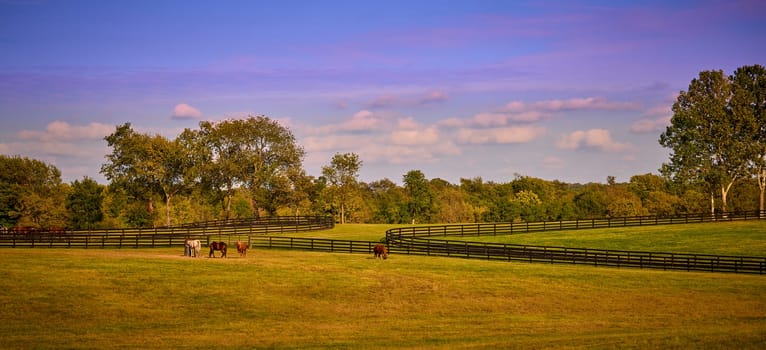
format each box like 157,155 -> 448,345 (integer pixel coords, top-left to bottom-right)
171,103 -> 203,119
631,105 -> 671,133
457,126 -> 546,144
17,120 -> 113,142
556,129 -> 632,152
442,96 -> 639,129
419,90 -> 449,104
630,116 -> 671,133
505,97 -> 640,113
390,126 -> 440,145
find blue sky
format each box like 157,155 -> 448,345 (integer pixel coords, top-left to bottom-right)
1,0 -> 764,185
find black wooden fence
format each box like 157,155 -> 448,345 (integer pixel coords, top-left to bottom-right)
2,212 -> 764,274
385,210 -> 765,239
0,216 -> 334,248
386,237 -> 766,274
384,210 -> 766,274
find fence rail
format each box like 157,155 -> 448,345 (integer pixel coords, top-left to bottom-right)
384,210 -> 766,274
0,216 -> 334,249
385,210 -> 765,238
2,212 -> 765,274
250,236 -> 382,254
387,237 -> 766,274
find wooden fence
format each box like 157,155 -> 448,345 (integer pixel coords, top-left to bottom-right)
385,210 -> 765,239
384,210 -> 766,275
250,236 -> 383,254
387,237 -> 766,274
2,212 -> 764,274
0,216 -> 334,248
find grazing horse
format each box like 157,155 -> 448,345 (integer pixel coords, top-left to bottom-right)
235,241 -> 248,257
373,244 -> 388,260
184,239 -> 201,257
209,241 -> 228,258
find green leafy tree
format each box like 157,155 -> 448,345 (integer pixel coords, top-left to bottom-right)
322,153 -> 362,224
102,123 -> 189,226
460,177 -> 490,222
403,170 -> 435,224
194,116 -> 305,218
367,178 -> 406,224
0,155 -> 67,229
66,177 -> 104,230
573,183 -> 609,219
660,69 -> 750,214
430,178 -> 473,223
730,64 -> 766,215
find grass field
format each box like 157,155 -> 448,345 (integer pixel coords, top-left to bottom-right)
0,221 -> 765,349
463,220 -> 766,256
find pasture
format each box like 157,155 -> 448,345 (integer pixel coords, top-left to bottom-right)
464,220 -> 766,256
1,222 -> 765,349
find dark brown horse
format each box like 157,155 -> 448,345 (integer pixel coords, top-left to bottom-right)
373,244 -> 388,260
209,241 -> 228,258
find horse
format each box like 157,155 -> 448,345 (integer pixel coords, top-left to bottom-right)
209,241 -> 228,258
184,239 -> 201,257
373,244 -> 388,260
235,241 -> 248,257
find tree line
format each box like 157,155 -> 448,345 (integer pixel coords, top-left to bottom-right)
1,65 -> 763,230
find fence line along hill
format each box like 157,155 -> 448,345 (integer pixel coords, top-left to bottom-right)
2,211 -> 765,274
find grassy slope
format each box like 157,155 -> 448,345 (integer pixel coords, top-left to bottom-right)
308,221 -> 766,256
0,247 -> 764,349
1,221 -> 765,349
464,220 -> 766,256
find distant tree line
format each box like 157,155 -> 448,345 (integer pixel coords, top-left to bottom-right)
1,65 -> 763,229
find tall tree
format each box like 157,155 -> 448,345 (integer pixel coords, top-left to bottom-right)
403,170 -> 435,224
730,64 -> 766,216
101,123 -> 188,226
195,116 -> 305,218
0,155 -> 67,228
322,153 -> 362,224
66,177 -> 104,230
660,69 -> 749,214
367,178 -> 406,224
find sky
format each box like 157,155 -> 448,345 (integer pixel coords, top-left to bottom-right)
1,0 -> 765,185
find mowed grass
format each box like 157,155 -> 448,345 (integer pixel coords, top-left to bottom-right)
291,220 -> 766,257
463,220 -> 766,256
0,245 -> 765,349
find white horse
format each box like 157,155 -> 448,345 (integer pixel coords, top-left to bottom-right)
184,239 -> 201,258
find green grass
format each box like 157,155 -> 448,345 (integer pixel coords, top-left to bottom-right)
1,221 -> 765,348
293,220 -> 766,256
463,220 -> 766,256
0,247 -> 765,349
286,223 -> 404,241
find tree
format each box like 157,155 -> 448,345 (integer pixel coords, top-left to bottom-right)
101,123 -> 189,226
66,177 -> 104,230
430,178 -> 472,223
730,64 -> 766,216
660,69 -> 750,214
573,183 -> 609,219
460,177 -> 490,222
0,155 -> 67,229
367,178 -> 406,224
194,116 -> 305,218
322,153 -> 362,224
403,170 -> 435,224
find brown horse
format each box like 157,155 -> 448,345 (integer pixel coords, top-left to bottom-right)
209,241 -> 227,258
235,241 -> 248,257
373,244 -> 388,260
